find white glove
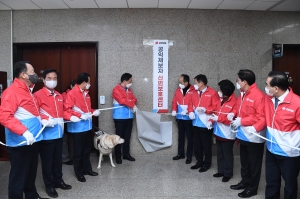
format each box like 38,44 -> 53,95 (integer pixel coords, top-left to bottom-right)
227,112 -> 235,121
206,121 -> 213,130
181,109 -> 188,115
41,119 -> 51,127
196,107 -> 206,114
49,118 -> 57,127
41,119 -> 57,127
189,112 -> 195,120
70,116 -> 80,122
22,130 -> 35,145
93,110 -> 101,117
209,114 -> 218,122
132,105 -> 138,113
231,117 -> 241,129
80,114 -> 89,120
171,111 -> 177,116
245,126 -> 256,134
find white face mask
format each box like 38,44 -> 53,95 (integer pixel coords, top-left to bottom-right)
236,82 -> 241,90
179,83 -> 185,89
45,80 -> 57,89
194,84 -> 199,90
265,87 -> 274,96
126,83 -> 132,88
218,91 -> 223,98
85,83 -> 91,90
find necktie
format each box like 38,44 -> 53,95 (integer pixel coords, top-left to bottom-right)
274,97 -> 279,109
199,91 -> 202,98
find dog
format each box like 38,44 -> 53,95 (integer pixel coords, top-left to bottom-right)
94,130 -> 124,169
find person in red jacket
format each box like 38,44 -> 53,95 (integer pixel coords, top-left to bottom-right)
264,71 -> 300,199
188,74 -> 219,172
0,61 -> 47,199
63,73 -> 100,183
34,69 -> 72,198
229,69 -> 266,198
171,74 -> 195,164
112,73 -> 138,164
209,79 -> 237,182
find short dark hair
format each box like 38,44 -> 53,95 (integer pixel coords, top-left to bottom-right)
181,74 -> 190,83
42,69 -> 59,79
14,61 -> 30,78
268,71 -> 289,91
237,69 -> 256,86
194,74 -> 207,85
121,73 -> 132,82
77,72 -> 90,85
218,79 -> 235,97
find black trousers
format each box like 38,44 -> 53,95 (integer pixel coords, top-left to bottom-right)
216,139 -> 235,177
176,119 -> 193,158
114,119 -> 133,159
39,138 -> 63,188
6,143 -> 39,199
72,130 -> 93,177
193,127 -> 213,167
265,149 -> 299,199
239,142 -> 264,193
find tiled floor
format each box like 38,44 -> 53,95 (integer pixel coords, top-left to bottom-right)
0,154 -> 298,199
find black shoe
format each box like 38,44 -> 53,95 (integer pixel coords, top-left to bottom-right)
238,190 -> 257,198
46,187 -> 58,198
199,166 -> 209,172
76,175 -> 86,182
55,181 -> 72,190
123,155 -> 135,161
222,176 -> 231,182
116,158 -> 122,164
213,173 -> 224,177
63,160 -> 73,165
190,164 -> 202,170
172,155 -> 185,160
84,170 -> 98,176
37,197 -> 50,199
230,183 -> 247,190
185,158 -> 192,164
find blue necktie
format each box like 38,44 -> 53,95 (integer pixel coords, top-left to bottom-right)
274,97 -> 279,109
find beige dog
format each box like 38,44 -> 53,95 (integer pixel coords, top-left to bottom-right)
94,131 -> 124,169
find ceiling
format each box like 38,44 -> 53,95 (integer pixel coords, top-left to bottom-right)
0,0 -> 299,11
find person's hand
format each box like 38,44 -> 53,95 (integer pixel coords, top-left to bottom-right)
231,117 -> 241,129
171,111 -> 177,116
80,114 -> 89,120
132,105 -> 138,113
181,109 -> 188,115
196,107 -> 206,114
22,130 -> 35,145
93,110 -> 101,117
189,112 -> 195,120
70,116 -> 80,122
209,114 -> 218,122
206,121 -> 213,130
227,112 -> 234,121
41,119 -> 56,127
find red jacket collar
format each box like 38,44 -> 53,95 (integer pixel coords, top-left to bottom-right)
13,78 -> 30,91
73,84 -> 89,94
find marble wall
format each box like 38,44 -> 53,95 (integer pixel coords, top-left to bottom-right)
0,9 -> 300,156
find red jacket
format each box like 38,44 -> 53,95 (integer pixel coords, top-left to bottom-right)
112,84 -> 137,108
61,89 -> 70,102
188,86 -> 219,114
265,88 -> 300,157
34,87 -> 64,120
0,78 -> 40,135
63,84 -> 94,120
215,94 -> 237,125
172,85 -> 195,111
234,83 -> 266,132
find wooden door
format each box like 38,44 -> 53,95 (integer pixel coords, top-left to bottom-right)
272,44 -> 300,96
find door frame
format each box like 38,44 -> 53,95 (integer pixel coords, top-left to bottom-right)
272,44 -> 300,70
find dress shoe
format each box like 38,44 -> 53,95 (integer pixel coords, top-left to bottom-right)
46,187 -> 58,198
84,170 -> 98,176
185,158 -> 192,164
76,175 -> 86,182
199,166 -> 209,172
63,160 -> 73,165
116,158 -> 122,164
36,197 -> 49,199
230,183 -> 247,190
123,155 -> 135,161
190,164 -> 202,170
222,176 -> 231,182
213,173 -> 224,177
172,155 -> 185,160
238,190 -> 257,198
55,181 -> 72,190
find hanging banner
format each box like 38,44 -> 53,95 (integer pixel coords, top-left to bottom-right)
153,40 -> 168,113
